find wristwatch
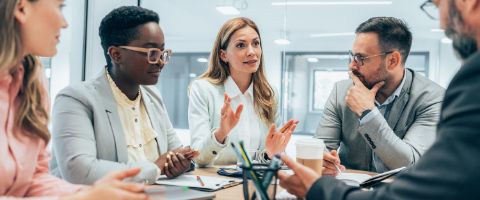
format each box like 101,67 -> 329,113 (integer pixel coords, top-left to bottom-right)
359,109 -> 372,120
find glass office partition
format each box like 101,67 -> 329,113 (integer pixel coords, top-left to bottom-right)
156,53 -> 210,129
282,52 -> 429,135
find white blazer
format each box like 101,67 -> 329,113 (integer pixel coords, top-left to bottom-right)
188,78 -> 280,166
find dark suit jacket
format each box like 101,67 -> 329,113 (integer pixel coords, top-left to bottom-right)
306,52 -> 480,200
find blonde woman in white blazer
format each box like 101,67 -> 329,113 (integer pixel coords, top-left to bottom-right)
189,17 -> 298,166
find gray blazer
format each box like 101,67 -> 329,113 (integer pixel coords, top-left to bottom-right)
306,51 -> 480,200
49,71 -> 182,184
315,69 -> 445,171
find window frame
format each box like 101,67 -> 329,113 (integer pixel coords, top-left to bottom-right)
280,51 -> 430,132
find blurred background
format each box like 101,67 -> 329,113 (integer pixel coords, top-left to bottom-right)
46,0 -> 458,147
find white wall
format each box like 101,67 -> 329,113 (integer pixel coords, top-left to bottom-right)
51,0 -> 144,103
437,42 -> 462,88
49,0 -> 85,107
84,0 -> 138,80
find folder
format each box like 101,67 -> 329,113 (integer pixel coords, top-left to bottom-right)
156,174 -> 242,192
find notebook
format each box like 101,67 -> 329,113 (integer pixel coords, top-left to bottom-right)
156,175 -> 242,192
335,172 -> 372,186
336,166 -> 407,187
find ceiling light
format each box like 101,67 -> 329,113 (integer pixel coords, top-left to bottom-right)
317,55 -> 350,59
272,1 -> 393,6
189,73 -> 197,78
310,32 -> 355,38
274,38 -> 291,45
431,28 -> 444,32
197,57 -> 208,63
216,6 -> 240,15
441,37 -> 452,44
307,57 -> 319,62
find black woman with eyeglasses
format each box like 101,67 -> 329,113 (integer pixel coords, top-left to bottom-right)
49,6 -> 199,185
314,16 -> 445,177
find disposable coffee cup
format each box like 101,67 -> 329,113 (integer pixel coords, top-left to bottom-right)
295,138 -> 325,175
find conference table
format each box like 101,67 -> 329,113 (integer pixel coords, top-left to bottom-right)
149,166 -> 379,200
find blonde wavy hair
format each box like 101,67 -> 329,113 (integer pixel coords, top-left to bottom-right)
199,17 -> 277,124
0,0 -> 50,143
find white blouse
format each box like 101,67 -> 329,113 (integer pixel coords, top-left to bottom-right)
106,72 -> 161,176
224,77 -> 261,150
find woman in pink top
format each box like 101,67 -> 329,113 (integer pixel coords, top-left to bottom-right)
0,0 -> 149,199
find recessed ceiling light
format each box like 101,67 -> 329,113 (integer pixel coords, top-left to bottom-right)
441,37 -> 452,44
272,1 -> 392,6
216,6 -> 240,15
307,57 -> 319,62
197,58 -> 208,63
314,55 -> 350,59
431,28 -> 444,32
274,38 -> 291,45
189,73 -> 197,78
310,32 -> 355,38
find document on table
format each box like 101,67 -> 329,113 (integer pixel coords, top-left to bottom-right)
335,173 -> 372,186
276,190 -> 299,200
156,175 -> 242,192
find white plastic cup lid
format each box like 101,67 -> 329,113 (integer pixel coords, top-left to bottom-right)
295,138 -> 324,159
295,138 -> 325,147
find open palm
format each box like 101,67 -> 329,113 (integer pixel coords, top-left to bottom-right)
265,119 -> 299,158
215,93 -> 243,143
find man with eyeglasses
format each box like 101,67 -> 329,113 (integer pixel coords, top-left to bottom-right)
280,0 -> 480,199
316,17 -> 445,176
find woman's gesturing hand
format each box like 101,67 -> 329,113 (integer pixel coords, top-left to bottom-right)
214,93 -> 244,144
265,119 -> 299,158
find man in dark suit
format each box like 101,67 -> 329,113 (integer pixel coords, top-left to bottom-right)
278,0 -> 480,199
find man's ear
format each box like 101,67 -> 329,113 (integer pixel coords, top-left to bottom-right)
387,51 -> 401,70
13,0 -> 30,24
463,0 -> 480,22
463,0 -> 479,12
108,46 -> 122,64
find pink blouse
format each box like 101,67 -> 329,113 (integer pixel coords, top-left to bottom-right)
0,65 -> 81,200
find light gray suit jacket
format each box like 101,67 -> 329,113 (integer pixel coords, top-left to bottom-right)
315,69 -> 445,171
49,71 -> 182,184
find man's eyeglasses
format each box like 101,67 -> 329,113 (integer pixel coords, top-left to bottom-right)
348,50 -> 393,67
119,46 -> 172,64
420,0 -> 439,20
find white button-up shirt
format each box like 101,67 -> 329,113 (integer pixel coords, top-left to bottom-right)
224,76 -> 262,151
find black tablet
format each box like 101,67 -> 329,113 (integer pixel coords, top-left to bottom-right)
359,166 -> 407,188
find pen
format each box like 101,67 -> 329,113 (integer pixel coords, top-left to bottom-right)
196,175 -> 205,187
237,141 -> 269,200
323,146 -> 342,174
